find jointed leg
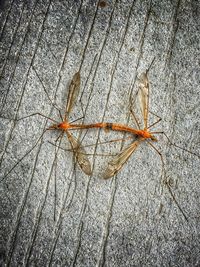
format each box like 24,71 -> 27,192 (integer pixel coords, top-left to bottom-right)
53,132 -> 64,221
151,131 -> 200,158
32,65 -> 63,121
130,108 -> 140,129
0,129 -> 48,183
163,177 -> 188,222
147,141 -> 165,178
148,111 -> 162,129
17,112 -> 59,124
47,135 -> 133,157
147,140 -> 188,221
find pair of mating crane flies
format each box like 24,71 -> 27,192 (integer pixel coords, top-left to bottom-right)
2,68 -> 199,221
16,70 -> 198,180
38,71 -> 160,179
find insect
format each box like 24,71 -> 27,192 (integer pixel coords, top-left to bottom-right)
102,72 -> 161,178
2,70 -> 198,182
44,71 -> 162,179
97,72 -> 199,180
1,72 -> 92,182
45,71 -> 198,180
46,71 -> 92,175
87,70 -> 199,221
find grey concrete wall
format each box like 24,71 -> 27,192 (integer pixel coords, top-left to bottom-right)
0,0 -> 200,266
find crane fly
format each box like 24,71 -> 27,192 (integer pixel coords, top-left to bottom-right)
2,70 -> 198,182
2,70 -> 153,181
98,71 -> 199,180
46,72 -> 199,180
103,72 -> 160,179
44,71 -> 160,179
65,72 -> 158,178
1,72 -> 92,182
2,68 -> 198,223
91,70 -> 199,221
47,72 -> 92,175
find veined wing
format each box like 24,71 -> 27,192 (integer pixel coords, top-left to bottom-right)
66,131 -> 92,176
104,140 -> 140,179
138,72 -> 149,129
65,72 -> 81,120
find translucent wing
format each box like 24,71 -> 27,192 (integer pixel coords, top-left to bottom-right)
65,72 -> 81,119
66,132 -> 92,175
104,140 -> 140,179
138,72 -> 149,129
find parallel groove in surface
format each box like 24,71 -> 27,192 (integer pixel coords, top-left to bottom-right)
0,0 -> 200,266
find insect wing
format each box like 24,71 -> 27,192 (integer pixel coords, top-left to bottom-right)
138,72 -> 149,129
65,72 -> 81,118
104,140 -> 140,179
67,132 -> 92,175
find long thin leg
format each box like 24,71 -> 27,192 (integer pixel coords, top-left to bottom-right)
147,141 -> 188,221
164,178 -> 188,222
70,116 -> 84,124
151,131 -> 200,158
48,135 -> 133,155
0,129 -> 48,183
53,132 -> 64,222
32,65 -> 63,121
147,141 -> 165,177
17,112 -> 59,124
129,107 -> 140,129
54,131 -> 64,144
148,111 -> 162,129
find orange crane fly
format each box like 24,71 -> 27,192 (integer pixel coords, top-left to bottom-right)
102,72 -> 159,178
49,72 -> 158,179
47,72 -> 92,176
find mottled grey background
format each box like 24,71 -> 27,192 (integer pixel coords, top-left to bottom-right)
0,0 -> 200,266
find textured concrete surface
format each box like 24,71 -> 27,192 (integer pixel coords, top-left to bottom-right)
0,0 -> 200,266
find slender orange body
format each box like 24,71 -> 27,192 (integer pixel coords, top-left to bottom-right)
54,121 -> 155,141
48,72 -> 156,142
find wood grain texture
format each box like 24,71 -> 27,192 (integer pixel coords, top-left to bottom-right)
0,0 -> 200,266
